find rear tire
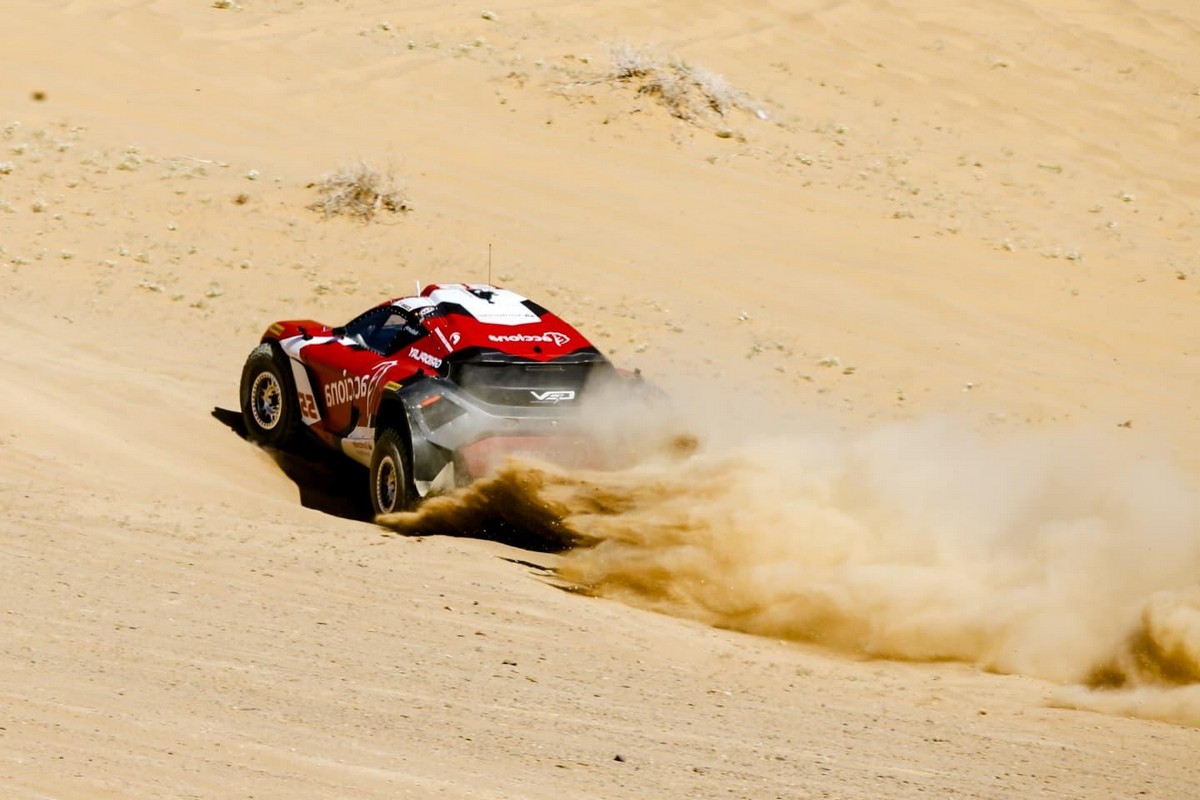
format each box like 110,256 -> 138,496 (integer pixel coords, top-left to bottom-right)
370,428 -> 415,515
240,342 -> 300,447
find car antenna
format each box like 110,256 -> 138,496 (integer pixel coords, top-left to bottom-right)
487,242 -> 493,287
414,279 -> 421,295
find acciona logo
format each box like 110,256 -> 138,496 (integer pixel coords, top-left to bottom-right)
487,331 -> 570,347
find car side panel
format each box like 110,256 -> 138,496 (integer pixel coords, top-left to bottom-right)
298,340 -> 385,437
272,330 -> 428,462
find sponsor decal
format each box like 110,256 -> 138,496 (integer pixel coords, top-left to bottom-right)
530,389 -> 576,404
488,331 -> 570,347
268,323 -> 284,336
433,328 -> 461,351
322,360 -> 399,408
324,375 -> 370,407
408,347 -> 443,370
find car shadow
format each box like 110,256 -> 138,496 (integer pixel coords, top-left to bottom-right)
211,407 -> 373,522
212,407 -> 578,552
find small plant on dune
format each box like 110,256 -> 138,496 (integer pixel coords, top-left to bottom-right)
639,70 -> 691,119
684,64 -> 742,116
604,44 -> 763,124
610,42 -> 660,80
307,162 -> 411,221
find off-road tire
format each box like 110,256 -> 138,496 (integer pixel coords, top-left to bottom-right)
240,342 -> 300,448
370,427 -> 415,515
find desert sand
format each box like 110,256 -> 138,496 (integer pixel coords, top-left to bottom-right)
3,1 -> 1200,797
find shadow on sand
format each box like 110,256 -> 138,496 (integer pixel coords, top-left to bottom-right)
211,406 -> 373,522
211,406 -> 573,554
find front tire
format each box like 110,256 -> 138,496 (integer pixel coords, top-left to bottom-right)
370,428 -> 415,515
240,342 -> 300,447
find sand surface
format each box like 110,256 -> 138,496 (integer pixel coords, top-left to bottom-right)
3,1 -> 1200,797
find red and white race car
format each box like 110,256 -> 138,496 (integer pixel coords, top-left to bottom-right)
240,283 -> 640,514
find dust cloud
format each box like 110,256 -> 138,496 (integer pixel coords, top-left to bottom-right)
378,414 -> 1200,724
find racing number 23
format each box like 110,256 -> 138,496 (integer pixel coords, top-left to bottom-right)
299,392 -> 319,419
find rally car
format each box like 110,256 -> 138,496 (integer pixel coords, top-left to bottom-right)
239,282 -> 633,515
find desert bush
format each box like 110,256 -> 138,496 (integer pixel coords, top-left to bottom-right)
308,162 -> 410,221
610,43 -> 660,80
684,64 -> 741,116
606,44 -> 760,123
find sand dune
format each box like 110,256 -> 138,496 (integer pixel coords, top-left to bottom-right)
3,0 -> 1200,797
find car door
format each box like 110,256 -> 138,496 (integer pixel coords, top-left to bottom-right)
301,340 -> 381,437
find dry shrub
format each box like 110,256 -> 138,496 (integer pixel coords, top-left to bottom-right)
607,44 -> 760,123
609,42 -> 660,80
308,162 -> 410,221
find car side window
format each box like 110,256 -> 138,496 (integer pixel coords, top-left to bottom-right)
378,311 -> 425,354
369,309 -> 422,352
343,307 -> 426,354
342,307 -> 391,352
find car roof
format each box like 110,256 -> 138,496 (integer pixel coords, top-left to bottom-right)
392,283 -> 542,327
385,282 -> 597,362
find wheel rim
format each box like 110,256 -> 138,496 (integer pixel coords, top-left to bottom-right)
376,455 -> 398,512
250,371 -> 283,431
